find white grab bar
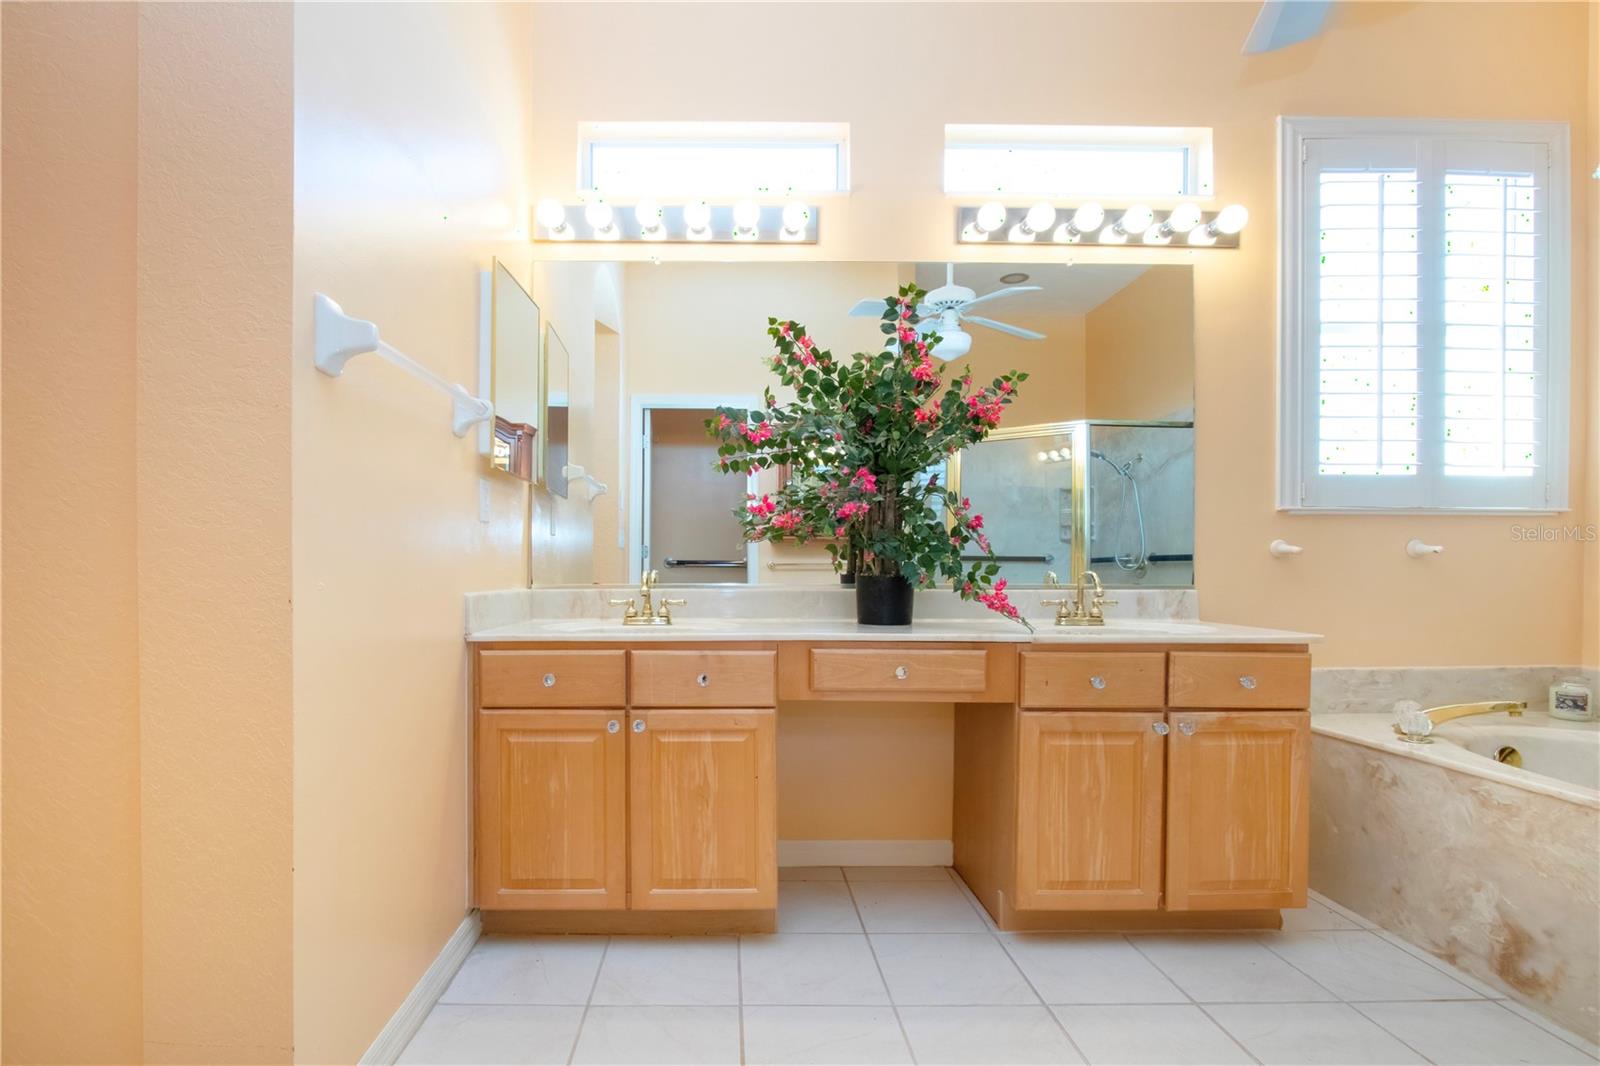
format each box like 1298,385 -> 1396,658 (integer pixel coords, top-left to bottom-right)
313,293 -> 493,438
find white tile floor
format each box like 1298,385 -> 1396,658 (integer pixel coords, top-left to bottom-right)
400,868 -> 1599,1065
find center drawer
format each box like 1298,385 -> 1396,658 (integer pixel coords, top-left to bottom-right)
1020,651 -> 1167,708
809,647 -> 990,695
630,649 -> 777,708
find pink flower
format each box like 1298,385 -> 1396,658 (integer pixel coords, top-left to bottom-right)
850,467 -> 877,493
746,495 -> 777,517
966,393 -> 1005,427
999,381 -> 1013,394
897,326 -> 917,345
771,510 -> 803,532
779,322 -> 792,338
717,414 -> 731,430
742,422 -> 774,444
968,513 -> 984,530
914,404 -> 938,425
836,501 -> 870,521
977,578 -> 1018,619
911,357 -> 939,385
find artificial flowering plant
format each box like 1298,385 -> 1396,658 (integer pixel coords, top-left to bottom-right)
703,283 -> 1030,625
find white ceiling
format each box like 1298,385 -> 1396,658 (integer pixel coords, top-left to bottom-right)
913,263 -> 1150,316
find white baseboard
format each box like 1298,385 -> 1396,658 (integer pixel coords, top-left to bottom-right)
778,839 -> 953,867
359,910 -> 482,1066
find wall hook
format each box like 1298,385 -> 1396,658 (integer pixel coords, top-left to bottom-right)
1405,538 -> 1444,558
561,463 -> 608,503
313,293 -> 493,438
1268,539 -> 1304,557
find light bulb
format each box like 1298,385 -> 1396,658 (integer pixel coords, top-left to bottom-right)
1214,203 -> 1249,234
1101,226 -> 1128,245
584,202 -> 615,233
732,200 -> 761,232
1037,451 -> 1049,462
1143,224 -> 1171,246
682,202 -> 712,239
1118,204 -> 1154,234
1071,202 -> 1105,234
1024,202 -> 1056,232
1007,222 -> 1036,243
535,198 -> 567,232
781,201 -> 809,235
1048,449 -> 1063,461
1051,222 -> 1080,244
634,199 -> 663,232
960,222 -> 989,243
1187,225 -> 1217,247
1167,203 -> 1202,233
975,201 -> 1007,234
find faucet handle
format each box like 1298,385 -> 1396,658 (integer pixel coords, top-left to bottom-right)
607,596 -> 637,618
660,597 -> 686,608
1039,597 -> 1069,607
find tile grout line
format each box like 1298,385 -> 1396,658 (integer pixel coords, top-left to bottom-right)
945,865 -> 1093,1065
1121,933 -> 1263,1065
565,936 -> 612,1066
1485,1000 -> 1600,1062
845,872 -> 920,1065
736,932 -> 746,1066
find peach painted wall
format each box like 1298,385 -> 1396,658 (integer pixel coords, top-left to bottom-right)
1086,267 -> 1197,421
528,0 -> 1596,667
135,7 -> 296,1061
291,5 -> 535,1063
2,6 -> 144,1061
1585,6 -> 1599,667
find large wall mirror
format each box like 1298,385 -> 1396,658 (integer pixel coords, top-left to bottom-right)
530,260 -> 1195,589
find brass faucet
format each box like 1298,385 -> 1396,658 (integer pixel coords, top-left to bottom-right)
608,569 -> 686,626
1393,700 -> 1525,742
1041,569 -> 1118,626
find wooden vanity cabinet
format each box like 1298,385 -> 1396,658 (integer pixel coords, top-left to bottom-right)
476,709 -> 627,910
1163,710 -> 1310,911
474,644 -> 778,920
1014,711 -> 1165,910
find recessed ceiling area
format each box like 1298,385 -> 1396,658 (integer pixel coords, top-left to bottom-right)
914,263 -> 1149,316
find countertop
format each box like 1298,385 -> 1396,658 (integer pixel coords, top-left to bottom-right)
468,616 -> 1319,645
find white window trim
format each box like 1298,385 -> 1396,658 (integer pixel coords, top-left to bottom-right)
1276,116 -> 1572,514
943,123 -> 1214,202
577,121 -> 850,198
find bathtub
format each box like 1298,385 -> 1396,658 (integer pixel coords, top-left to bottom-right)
1311,708 -> 1599,1044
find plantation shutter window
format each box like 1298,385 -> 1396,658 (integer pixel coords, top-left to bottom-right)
1280,120 -> 1569,512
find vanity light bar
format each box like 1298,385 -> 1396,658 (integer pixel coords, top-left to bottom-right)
956,201 -> 1247,249
533,200 -> 819,244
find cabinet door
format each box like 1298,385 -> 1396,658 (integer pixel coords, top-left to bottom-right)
629,709 -> 777,910
1015,711 -> 1166,911
476,710 -> 627,910
1165,711 -> 1309,911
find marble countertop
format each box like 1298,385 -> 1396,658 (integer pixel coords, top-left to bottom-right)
469,616 -> 1319,645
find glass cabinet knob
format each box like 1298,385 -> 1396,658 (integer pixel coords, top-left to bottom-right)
606,720 -> 620,734
1178,720 -> 1197,736
632,719 -> 646,734
543,673 -> 556,688
1089,675 -> 1107,690
1152,721 -> 1170,735
1239,675 -> 1258,690
894,666 -> 909,680
697,673 -> 710,687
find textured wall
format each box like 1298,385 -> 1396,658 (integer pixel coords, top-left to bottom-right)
291,5 -> 535,1063
1,5 -> 144,1061
527,1 -> 1596,667
134,6 -> 296,1062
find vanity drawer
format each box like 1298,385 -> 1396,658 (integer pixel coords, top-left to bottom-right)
630,650 -> 777,708
1020,651 -> 1167,708
807,647 -> 992,697
1167,652 -> 1311,709
478,650 -> 627,708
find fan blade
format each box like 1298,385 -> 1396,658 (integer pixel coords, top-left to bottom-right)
959,285 -> 1042,311
849,297 -> 888,317
1242,0 -> 1331,53
965,315 -> 1045,341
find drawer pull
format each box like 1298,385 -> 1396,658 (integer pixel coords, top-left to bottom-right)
697,673 -> 710,688
607,719 -> 620,734
1152,721 -> 1170,736
1178,720 -> 1196,736
1239,675 -> 1258,690
1089,675 -> 1107,690
632,719 -> 646,734
894,665 -> 909,680
542,673 -> 556,688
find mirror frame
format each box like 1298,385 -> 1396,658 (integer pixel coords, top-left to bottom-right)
487,258 -> 543,483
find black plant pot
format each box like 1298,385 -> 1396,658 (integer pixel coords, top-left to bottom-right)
855,574 -> 914,626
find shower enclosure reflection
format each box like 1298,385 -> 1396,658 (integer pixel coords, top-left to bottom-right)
952,420 -> 1194,588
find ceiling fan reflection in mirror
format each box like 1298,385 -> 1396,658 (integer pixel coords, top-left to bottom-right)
848,263 -> 1045,361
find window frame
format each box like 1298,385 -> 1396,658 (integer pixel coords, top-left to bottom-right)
1277,116 -> 1571,514
577,121 -> 850,198
943,124 -> 1214,201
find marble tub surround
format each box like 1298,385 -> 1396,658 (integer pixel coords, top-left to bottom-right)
1312,664 -> 1599,715
465,584 -> 1199,636
1311,725 -> 1600,1044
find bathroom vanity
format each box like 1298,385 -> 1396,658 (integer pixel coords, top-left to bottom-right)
468,611 -> 1313,935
